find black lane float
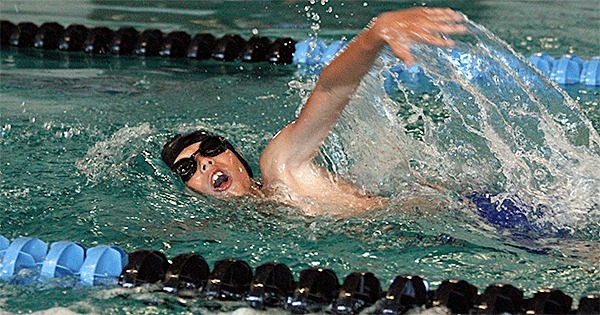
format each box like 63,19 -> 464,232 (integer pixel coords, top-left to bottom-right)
0,20 -> 296,64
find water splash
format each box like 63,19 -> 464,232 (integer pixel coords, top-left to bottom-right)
76,123 -> 155,182
321,20 -> 600,235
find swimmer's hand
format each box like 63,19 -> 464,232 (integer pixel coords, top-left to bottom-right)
372,7 -> 466,66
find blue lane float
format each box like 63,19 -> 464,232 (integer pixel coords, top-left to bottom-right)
39,241 -> 85,280
1,20 -> 598,86
293,37 -> 599,87
0,237 -> 47,284
527,53 -> 554,76
0,235 -> 9,252
293,38 -> 327,65
0,234 -> 597,314
0,237 -> 127,286
80,245 -> 128,286
550,55 -> 585,85
581,57 -> 600,86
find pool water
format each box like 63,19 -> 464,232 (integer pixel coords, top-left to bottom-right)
1,0 -> 599,314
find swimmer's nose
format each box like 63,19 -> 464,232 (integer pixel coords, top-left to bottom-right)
197,156 -> 215,173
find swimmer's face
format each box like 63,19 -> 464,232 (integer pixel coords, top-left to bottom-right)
174,142 -> 253,197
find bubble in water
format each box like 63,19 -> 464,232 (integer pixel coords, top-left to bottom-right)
311,12 -> 320,22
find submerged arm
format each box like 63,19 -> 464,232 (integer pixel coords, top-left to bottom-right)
261,8 -> 465,177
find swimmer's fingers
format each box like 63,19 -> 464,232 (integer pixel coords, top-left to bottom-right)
375,7 -> 466,64
411,17 -> 467,41
379,7 -> 465,25
388,42 -> 416,66
427,22 -> 468,35
423,7 -> 466,23
385,26 -> 460,64
377,8 -> 466,41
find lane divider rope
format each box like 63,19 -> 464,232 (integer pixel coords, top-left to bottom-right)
0,235 -> 597,314
1,21 -> 598,86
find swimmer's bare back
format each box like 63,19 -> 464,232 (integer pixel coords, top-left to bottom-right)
259,8 -> 466,216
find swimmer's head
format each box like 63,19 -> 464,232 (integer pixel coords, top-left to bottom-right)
162,130 -> 255,197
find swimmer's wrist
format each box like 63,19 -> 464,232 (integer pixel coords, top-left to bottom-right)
357,16 -> 387,53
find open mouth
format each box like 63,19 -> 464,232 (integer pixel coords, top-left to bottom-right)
211,170 -> 232,191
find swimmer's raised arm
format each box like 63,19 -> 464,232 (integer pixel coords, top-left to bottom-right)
261,8 -> 465,183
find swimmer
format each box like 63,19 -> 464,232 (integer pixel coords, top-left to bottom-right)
162,7 -> 467,216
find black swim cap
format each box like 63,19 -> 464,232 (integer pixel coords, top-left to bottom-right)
161,130 -> 254,178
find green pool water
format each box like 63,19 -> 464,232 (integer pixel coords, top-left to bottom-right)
1,1 -> 599,314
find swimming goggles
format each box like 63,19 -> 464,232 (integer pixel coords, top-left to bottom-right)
172,135 -> 230,182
